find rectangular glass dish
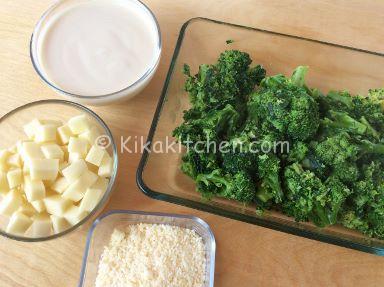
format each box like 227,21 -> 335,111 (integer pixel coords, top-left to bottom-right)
137,17 -> 384,255
79,210 -> 216,286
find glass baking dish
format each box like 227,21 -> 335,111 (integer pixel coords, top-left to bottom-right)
78,210 -> 216,286
137,17 -> 384,255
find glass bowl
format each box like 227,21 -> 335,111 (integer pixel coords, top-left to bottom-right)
0,99 -> 118,241
30,0 -> 162,106
79,210 -> 216,287
137,18 -> 384,255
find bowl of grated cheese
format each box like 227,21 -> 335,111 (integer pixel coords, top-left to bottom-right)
79,210 -> 216,287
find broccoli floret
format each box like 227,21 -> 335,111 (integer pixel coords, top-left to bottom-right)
180,150 -> 219,179
332,161 -> 359,184
196,169 -> 256,203
173,104 -> 240,146
183,50 -> 265,112
221,150 -> 258,174
286,141 -> 309,163
314,133 -> 358,165
255,154 -> 283,203
283,163 -> 350,227
283,163 -> 325,222
248,66 -> 320,141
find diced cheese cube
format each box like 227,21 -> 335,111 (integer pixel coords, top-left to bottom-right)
91,177 -> 109,191
41,119 -> 62,127
85,145 -> 106,167
20,142 -> 44,161
64,205 -> 88,226
61,146 -> 69,160
41,144 -> 64,161
0,149 -> 10,171
68,137 -> 88,156
51,177 -> 69,194
18,202 -> 37,217
43,195 -> 71,216
35,124 -> 57,143
51,215 -> 70,234
79,188 -> 103,212
62,170 -> 98,202
7,168 -> 22,189
68,152 -> 84,163
7,153 -> 21,167
79,126 -> 101,145
29,159 -> 59,181
0,171 -> 9,194
24,175 -> 45,202
57,125 -> 73,145
8,145 -> 17,154
30,214 -> 52,237
31,200 -> 46,213
59,161 -> 69,175
23,119 -> 41,139
87,162 -> 99,174
98,155 -> 113,178
62,159 -> 87,183
67,114 -> 90,135
6,211 -> 32,235
0,190 -> 22,215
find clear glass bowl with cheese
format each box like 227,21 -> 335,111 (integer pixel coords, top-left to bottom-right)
0,100 -> 118,241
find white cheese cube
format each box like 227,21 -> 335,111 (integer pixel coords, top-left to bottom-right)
6,211 -> 32,235
41,119 -> 62,127
51,215 -> 70,234
30,214 -> 52,237
98,155 -> 113,178
23,119 -> 41,139
0,149 -> 10,171
24,176 -> 45,202
68,137 -> 88,156
18,202 -> 37,217
7,153 -> 22,168
67,114 -> 90,135
59,161 -> 69,175
0,171 -> 9,194
41,144 -> 64,161
8,145 -> 17,154
62,159 -> 87,183
79,126 -> 101,145
68,152 -> 84,163
7,168 -> 22,189
51,177 -> 69,194
64,205 -> 88,226
61,146 -> 69,160
35,124 -> 57,143
85,145 -> 106,167
31,199 -> 46,213
79,188 -> 103,212
57,125 -> 73,145
21,142 -> 44,161
43,195 -> 71,216
62,170 -> 98,202
29,159 -> 59,181
91,177 -> 109,191
0,190 -> 22,215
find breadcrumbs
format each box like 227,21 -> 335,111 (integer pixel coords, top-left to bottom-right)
95,224 -> 206,287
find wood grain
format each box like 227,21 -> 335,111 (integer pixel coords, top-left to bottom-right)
1,0 -> 384,286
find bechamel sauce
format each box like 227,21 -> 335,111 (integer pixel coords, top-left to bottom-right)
37,0 -> 159,96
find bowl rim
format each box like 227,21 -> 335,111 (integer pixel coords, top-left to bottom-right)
30,0 -> 162,100
0,99 -> 119,242
78,209 -> 216,287
136,17 -> 384,256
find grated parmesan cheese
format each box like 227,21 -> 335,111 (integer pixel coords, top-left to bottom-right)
95,224 -> 206,287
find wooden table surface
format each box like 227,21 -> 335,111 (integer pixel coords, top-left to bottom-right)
1,0 -> 384,286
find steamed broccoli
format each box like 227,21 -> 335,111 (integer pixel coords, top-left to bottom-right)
248,66 -> 320,141
174,49 -> 384,240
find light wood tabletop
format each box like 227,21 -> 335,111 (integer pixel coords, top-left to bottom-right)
1,0 -> 384,286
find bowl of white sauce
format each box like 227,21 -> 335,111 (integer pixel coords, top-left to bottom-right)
30,0 -> 161,105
